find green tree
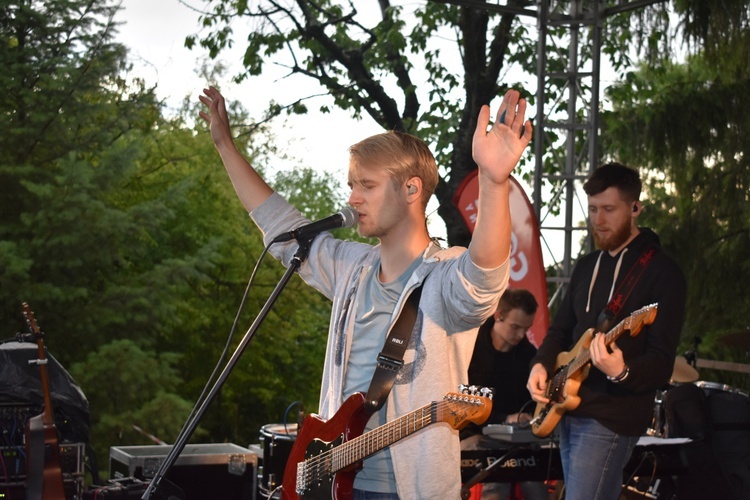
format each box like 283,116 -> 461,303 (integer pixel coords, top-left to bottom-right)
69,339 -> 195,469
601,2 -> 750,389
190,0 -> 549,246
188,0 -> 705,248
0,0 -> 343,464
0,0 -> 161,352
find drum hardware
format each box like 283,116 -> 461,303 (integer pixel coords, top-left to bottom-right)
694,380 -> 750,398
646,388 -> 668,438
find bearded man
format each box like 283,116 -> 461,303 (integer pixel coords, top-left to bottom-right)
527,162 -> 686,500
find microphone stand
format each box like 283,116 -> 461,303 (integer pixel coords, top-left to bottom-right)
142,236 -> 315,499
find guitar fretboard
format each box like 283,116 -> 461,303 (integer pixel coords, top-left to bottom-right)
294,391 -> 490,497
557,304 -> 657,379
332,401 -> 435,471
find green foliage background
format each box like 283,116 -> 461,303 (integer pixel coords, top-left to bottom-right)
0,0 -> 348,476
1,0 -> 748,482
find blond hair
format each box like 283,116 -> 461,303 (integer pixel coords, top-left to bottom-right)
349,131 -> 438,208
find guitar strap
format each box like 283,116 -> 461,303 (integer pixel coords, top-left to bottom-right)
596,242 -> 659,332
364,284 -> 423,412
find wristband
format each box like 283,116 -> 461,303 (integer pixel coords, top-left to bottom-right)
607,365 -> 629,383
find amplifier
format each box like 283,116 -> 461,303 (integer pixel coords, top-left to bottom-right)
109,443 -> 257,500
0,442 -> 85,499
0,403 -> 37,447
0,442 -> 84,480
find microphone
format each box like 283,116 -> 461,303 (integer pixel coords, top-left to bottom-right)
272,206 -> 359,243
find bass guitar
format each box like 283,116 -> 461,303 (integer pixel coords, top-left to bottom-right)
281,386 -> 492,500
531,304 -> 658,438
23,302 -> 67,500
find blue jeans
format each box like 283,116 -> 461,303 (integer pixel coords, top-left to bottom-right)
352,490 -> 399,500
559,415 -> 639,500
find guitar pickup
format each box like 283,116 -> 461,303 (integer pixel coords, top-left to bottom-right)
376,353 -> 403,371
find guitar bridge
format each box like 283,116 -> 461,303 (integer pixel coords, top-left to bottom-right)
296,461 -> 306,495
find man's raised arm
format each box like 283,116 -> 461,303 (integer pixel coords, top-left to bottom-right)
198,86 -> 274,213
469,89 -> 533,269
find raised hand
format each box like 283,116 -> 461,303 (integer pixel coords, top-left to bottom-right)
197,86 -> 274,212
198,86 -> 235,150
472,89 -> 533,184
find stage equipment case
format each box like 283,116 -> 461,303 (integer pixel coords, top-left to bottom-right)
109,443 -> 257,500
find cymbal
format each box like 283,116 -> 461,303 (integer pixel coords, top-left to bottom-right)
671,356 -> 699,383
717,330 -> 750,349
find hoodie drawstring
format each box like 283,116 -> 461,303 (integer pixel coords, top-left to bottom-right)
585,248 -> 628,313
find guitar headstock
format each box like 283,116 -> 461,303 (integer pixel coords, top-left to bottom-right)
22,302 -> 47,356
626,303 -> 658,336
438,386 -> 493,430
23,302 -> 41,335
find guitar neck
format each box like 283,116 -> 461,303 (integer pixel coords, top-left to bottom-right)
568,318 -> 632,374
35,342 -> 56,427
23,303 -> 56,427
331,401 -> 437,471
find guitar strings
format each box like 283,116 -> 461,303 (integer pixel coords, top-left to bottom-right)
298,398 -> 473,486
300,402 -> 435,479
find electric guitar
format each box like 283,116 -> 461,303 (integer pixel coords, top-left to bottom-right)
531,304 -> 658,438
23,302 -> 67,499
281,386 -> 492,500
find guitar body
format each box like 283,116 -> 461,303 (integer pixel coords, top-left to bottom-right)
26,414 -> 66,500
281,392 -> 371,500
531,329 -> 594,438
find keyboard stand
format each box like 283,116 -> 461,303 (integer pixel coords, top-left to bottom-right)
460,447 -> 518,500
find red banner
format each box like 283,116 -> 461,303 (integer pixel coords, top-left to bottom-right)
452,172 -> 549,347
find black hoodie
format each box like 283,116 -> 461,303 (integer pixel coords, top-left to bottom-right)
531,228 -> 687,436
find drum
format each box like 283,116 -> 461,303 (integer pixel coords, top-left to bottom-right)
259,423 -> 298,497
694,380 -> 750,498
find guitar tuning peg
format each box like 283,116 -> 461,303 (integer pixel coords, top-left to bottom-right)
458,384 -> 468,394
480,387 -> 494,400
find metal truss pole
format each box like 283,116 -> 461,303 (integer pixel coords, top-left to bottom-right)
533,0 -> 604,310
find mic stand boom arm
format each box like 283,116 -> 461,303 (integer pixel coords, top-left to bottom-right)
142,236 -> 315,500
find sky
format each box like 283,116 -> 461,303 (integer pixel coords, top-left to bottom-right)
114,0 -> 383,175
114,0 -> 451,235
113,0 -> 586,260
